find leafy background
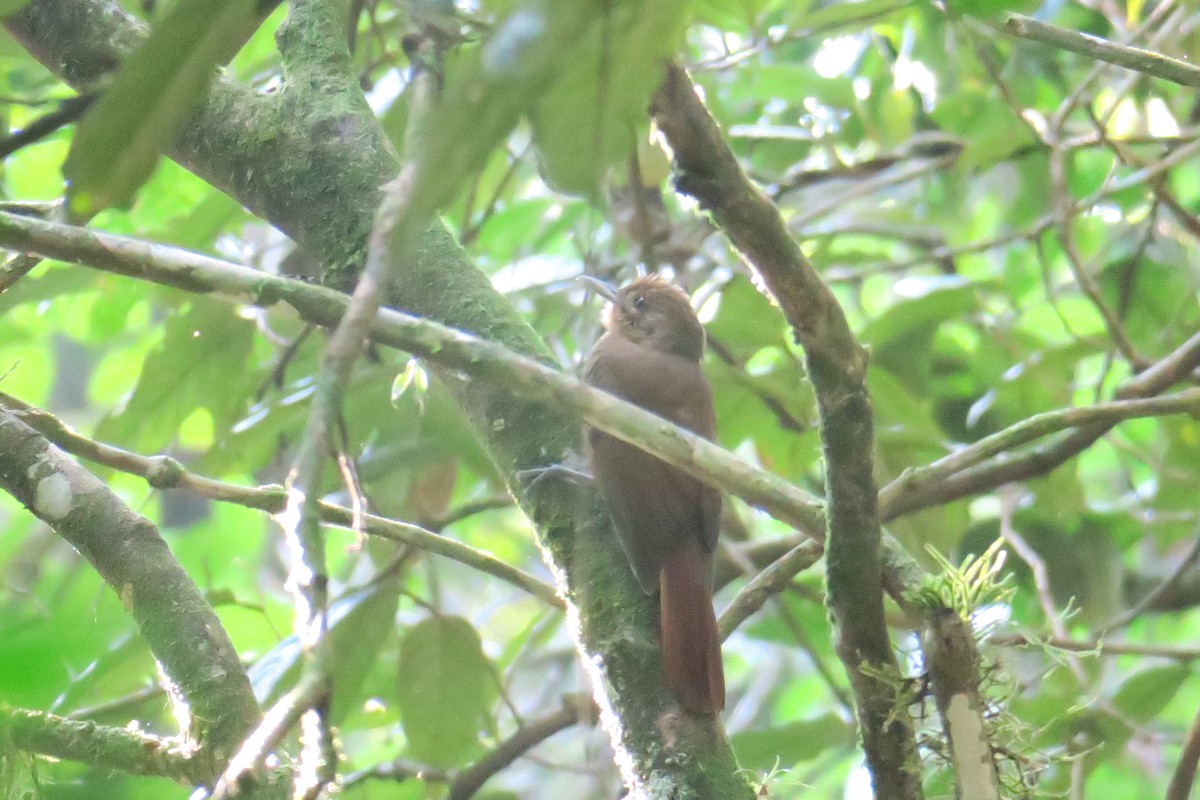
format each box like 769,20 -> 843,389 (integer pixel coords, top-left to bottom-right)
2,0 -> 1200,798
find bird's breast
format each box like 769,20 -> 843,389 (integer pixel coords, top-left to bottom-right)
585,333 -> 707,422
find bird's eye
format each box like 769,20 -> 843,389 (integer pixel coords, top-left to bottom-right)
632,294 -> 647,310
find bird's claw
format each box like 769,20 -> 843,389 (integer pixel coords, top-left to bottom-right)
517,464 -> 594,496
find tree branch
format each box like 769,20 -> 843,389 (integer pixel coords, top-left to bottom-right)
878,389 -> 1200,512
881,331 -> 1200,520
0,706 -> 208,784
998,13 -> 1200,88
0,211 -> 827,540
989,632 -> 1200,660
922,609 -> 1000,800
717,542 -> 822,640
0,411 -> 259,777
0,391 -> 562,608
447,695 -> 595,800
651,61 -> 924,800
1168,698 -> 1200,800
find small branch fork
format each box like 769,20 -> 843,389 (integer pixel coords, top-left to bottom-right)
0,391 -> 563,606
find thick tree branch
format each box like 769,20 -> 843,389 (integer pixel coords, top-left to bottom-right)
0,412 -> 259,777
652,62 -> 923,800
923,610 -> 1000,800
0,706 -> 208,784
0,211 -> 827,541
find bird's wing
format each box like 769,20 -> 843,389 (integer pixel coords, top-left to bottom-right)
587,429 -> 712,593
585,343 -> 722,586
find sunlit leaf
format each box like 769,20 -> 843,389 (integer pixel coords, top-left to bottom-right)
63,0 -> 274,215
396,615 -> 498,768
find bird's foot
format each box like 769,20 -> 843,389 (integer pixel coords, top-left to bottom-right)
517,464 -> 594,495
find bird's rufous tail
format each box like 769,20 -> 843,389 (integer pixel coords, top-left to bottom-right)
659,544 -> 725,714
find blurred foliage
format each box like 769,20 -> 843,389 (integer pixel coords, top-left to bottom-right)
2,0 -> 1200,798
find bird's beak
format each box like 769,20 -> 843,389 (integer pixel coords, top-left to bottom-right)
578,275 -> 619,303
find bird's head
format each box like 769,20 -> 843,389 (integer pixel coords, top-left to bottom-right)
581,274 -> 706,361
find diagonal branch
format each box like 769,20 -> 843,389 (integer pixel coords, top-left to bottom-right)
447,695 -> 595,800
997,12 -> 1200,88
878,389 -> 1200,511
881,330 -> 1200,520
0,211 -> 827,541
717,542 -> 822,639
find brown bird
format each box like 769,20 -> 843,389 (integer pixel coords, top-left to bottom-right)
581,274 -> 725,715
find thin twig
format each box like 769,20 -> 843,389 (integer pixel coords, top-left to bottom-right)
879,389 -> 1200,509
0,390 -> 561,607
717,542 -> 822,639
998,12 -> 1200,87
1167,700 -> 1200,800
1097,525 -> 1200,636
1046,129 -> 1144,366
989,633 -> 1200,660
210,672 -> 327,800
447,695 -> 595,800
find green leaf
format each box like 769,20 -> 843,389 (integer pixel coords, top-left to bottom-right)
1113,664 -> 1190,724
695,0 -> 767,30
63,0 -> 272,215
397,615 -> 499,768
248,579 -> 401,724
1098,258 -> 1200,356
863,278 -> 980,387
414,2 -> 596,210
327,580 -> 402,723
707,275 -> 785,355
0,264 -> 96,317
391,357 -> 430,412
528,1 -> 689,195
96,299 -> 256,452
949,0 -> 1040,17
731,714 -> 855,769
473,198 -> 557,261
862,278 -> 979,351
